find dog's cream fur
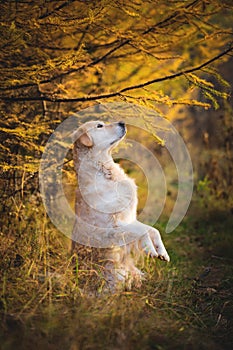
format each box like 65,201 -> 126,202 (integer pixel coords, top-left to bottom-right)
72,120 -> 169,290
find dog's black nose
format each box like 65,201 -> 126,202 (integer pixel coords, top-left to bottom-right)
118,121 -> 125,128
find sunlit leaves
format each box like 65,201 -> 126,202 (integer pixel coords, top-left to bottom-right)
0,0 -> 232,180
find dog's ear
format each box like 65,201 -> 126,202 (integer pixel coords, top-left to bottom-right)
79,131 -> 93,147
72,128 -> 93,147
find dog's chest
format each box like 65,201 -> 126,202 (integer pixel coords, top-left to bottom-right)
100,163 -> 128,182
78,160 -> 137,220
95,163 -> 136,202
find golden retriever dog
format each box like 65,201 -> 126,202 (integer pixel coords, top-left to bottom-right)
72,120 -> 170,291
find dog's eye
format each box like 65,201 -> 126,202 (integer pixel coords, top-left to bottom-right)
97,123 -> 104,128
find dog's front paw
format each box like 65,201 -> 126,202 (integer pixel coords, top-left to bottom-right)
150,228 -> 170,262
140,230 -> 170,262
157,248 -> 170,262
139,233 -> 158,258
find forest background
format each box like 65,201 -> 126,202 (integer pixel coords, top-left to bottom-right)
0,1 -> 233,349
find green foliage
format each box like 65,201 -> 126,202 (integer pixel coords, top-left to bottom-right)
197,176 -> 212,194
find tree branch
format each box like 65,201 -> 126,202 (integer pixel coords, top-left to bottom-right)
38,0 -> 76,20
0,0 -> 202,92
1,44 -> 232,103
120,45 -> 233,93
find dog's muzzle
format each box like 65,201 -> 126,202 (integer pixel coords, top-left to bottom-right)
110,122 -> 126,145
118,121 -> 126,136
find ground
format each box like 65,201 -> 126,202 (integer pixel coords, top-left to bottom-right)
0,200 -> 232,350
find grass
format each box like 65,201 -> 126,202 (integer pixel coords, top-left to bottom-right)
0,192 -> 233,349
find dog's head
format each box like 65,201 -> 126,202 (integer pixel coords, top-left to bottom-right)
73,121 -> 126,151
